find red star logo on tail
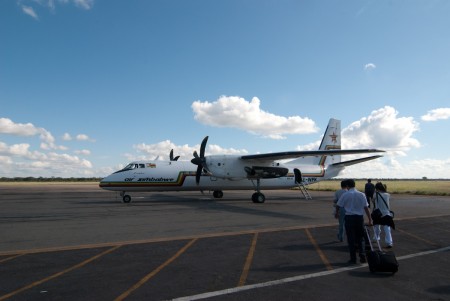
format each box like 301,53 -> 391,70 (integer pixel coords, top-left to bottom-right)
329,132 -> 338,143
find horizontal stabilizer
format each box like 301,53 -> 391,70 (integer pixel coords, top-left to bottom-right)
331,155 -> 383,167
241,149 -> 384,161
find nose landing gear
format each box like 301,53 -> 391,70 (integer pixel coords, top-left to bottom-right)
120,191 -> 132,203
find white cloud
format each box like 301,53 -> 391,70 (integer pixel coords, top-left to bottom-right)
48,152 -> 92,168
295,106 -> 420,154
131,139 -> 248,162
76,134 -> 94,141
405,158 -> 450,178
21,5 -> 39,20
0,141 -> 93,177
0,118 -> 41,136
74,0 -> 94,10
62,133 -> 95,142
134,140 -> 184,160
336,107 -> 450,178
0,118 -> 67,150
421,108 -> 450,121
342,106 -> 420,152
0,155 -> 13,165
343,156 -> 450,179
292,106 -> 430,178
18,0 -> 94,19
364,63 -> 376,71
0,142 -> 31,157
62,133 -> 72,141
74,149 -> 91,156
192,96 -> 318,139
0,117 -> 97,177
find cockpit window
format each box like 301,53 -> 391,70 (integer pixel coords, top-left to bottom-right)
113,162 -> 145,174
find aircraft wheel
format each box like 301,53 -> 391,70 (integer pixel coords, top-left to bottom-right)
252,192 -> 265,203
213,190 -> 224,198
122,195 -> 132,203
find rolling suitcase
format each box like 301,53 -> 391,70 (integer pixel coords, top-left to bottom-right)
365,225 -> 399,274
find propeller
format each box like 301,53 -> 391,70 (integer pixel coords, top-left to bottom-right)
169,149 -> 180,161
190,136 -> 209,184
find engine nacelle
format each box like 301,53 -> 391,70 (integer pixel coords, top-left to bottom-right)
244,166 -> 289,178
205,155 -> 289,179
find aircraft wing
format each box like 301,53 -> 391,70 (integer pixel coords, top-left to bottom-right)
240,149 -> 385,161
331,155 -> 383,167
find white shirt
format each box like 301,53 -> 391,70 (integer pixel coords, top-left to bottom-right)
336,188 -> 369,216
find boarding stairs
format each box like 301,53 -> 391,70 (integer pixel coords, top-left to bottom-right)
297,182 -> 312,200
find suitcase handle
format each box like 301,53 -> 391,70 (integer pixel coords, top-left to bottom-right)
365,225 -> 382,252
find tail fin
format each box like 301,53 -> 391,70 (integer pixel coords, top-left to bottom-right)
315,118 -> 341,165
319,118 -> 341,151
290,118 -> 341,166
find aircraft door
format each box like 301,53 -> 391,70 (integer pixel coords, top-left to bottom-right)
294,168 -> 302,184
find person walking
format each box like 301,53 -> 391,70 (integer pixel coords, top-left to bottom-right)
336,179 -> 372,264
364,179 -> 375,208
333,180 -> 348,242
372,182 -> 394,248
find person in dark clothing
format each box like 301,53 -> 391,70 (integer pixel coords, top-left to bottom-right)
364,179 -> 375,208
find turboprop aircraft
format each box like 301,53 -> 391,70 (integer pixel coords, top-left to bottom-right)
99,118 -> 384,203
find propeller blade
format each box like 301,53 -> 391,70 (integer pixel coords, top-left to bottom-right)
170,149 -> 180,161
191,151 -> 200,165
191,136 -> 209,185
196,165 -> 202,184
200,136 -> 208,158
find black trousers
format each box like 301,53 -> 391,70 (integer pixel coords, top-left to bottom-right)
344,215 -> 366,261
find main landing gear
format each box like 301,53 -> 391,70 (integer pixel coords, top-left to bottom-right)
251,192 -> 265,203
213,190 -> 224,198
213,189 -> 265,203
120,191 -> 131,203
251,178 -> 266,203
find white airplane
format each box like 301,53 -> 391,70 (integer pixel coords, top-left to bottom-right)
99,118 -> 384,203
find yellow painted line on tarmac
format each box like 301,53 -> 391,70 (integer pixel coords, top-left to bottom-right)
114,238 -> 198,301
0,223 -> 339,257
305,228 -> 333,271
238,232 -> 259,287
0,254 -> 25,264
0,245 -> 121,301
1,214 -> 448,258
396,228 -> 440,247
173,245 -> 450,301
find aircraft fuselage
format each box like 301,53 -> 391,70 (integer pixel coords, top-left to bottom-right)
99,160 -> 341,193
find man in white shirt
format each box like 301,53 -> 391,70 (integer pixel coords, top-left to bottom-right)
336,179 -> 373,264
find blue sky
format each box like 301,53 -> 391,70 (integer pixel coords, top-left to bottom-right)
1,0 -> 450,179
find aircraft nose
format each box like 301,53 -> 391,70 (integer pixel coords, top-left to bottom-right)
99,175 -> 111,188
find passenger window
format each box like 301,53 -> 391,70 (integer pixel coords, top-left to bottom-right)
139,164 -> 145,168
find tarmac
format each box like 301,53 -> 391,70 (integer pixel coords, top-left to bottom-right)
0,183 -> 449,300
